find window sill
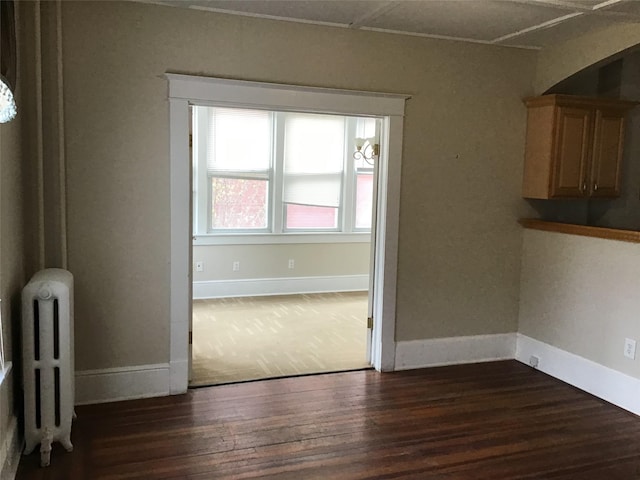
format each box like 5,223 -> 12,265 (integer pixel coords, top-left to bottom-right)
0,361 -> 12,389
193,232 -> 371,246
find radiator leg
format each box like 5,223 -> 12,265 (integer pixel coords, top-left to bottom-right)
40,429 -> 53,467
61,435 -> 73,452
23,440 -> 38,456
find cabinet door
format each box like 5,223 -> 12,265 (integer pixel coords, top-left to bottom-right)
589,109 -> 625,198
551,107 -> 592,198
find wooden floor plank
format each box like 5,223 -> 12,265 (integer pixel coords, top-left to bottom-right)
15,361 -> 640,479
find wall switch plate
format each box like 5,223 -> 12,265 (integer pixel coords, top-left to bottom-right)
624,338 -> 636,359
232,261 -> 240,272
288,259 -> 295,269
529,355 -> 539,368
195,261 -> 204,272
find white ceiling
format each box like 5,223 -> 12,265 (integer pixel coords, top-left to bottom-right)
140,0 -> 640,49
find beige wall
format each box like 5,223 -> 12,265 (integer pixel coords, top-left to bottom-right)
193,243 -> 370,282
0,119 -> 22,480
534,22 -> 640,94
0,70 -> 28,480
519,229 -> 640,378
60,1 -> 536,371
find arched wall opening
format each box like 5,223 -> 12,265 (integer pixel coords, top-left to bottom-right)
528,45 -> 640,231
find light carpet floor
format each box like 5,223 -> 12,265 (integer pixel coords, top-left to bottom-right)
191,291 -> 370,386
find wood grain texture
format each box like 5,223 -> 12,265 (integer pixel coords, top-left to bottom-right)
551,106 -> 591,198
522,104 -> 555,199
589,108 -> 625,198
16,361 -> 640,479
520,218 -> 640,243
521,94 -> 638,200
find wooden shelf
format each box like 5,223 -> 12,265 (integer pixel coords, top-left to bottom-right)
519,218 -> 640,244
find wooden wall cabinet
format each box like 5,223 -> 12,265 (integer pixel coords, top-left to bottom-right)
522,95 -> 638,199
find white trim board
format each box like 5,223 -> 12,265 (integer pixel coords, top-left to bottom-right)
193,274 -> 368,299
394,333 -> 517,370
166,73 -> 409,116
169,74 -> 408,392
75,363 -> 171,405
0,415 -> 19,480
515,334 -> 640,416
70,333 -> 640,419
0,363 -> 19,480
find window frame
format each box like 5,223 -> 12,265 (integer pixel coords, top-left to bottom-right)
279,110 -> 346,234
193,107 -> 380,237
353,166 -> 375,232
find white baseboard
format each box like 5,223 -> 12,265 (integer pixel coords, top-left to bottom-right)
0,415 -> 19,480
75,363 -> 171,405
394,333 -> 516,370
193,274 -> 369,299
0,362 -> 20,480
516,334 -> 640,416
70,332 -> 640,418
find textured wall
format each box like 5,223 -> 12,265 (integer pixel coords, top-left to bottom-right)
519,228 -> 640,378
0,115 -> 23,480
193,243 -> 370,282
535,22 -> 640,95
0,54 -> 29,480
60,1 -> 536,371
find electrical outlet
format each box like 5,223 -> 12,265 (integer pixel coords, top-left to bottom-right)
624,338 -> 636,359
529,355 -> 539,369
288,259 -> 295,269
232,261 -> 240,272
195,261 -> 204,272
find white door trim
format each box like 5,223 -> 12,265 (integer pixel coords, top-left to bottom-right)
167,73 -> 409,393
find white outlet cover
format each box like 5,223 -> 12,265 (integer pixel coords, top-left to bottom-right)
624,338 -> 636,360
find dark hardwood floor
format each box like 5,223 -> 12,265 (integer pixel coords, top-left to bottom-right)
15,360 -> 640,479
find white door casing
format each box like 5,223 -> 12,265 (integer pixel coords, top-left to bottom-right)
167,74 -> 408,394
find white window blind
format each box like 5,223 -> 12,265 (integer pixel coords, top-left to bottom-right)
282,113 -> 344,208
355,117 -> 377,140
207,107 -> 271,178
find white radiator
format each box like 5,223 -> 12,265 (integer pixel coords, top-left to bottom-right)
22,268 -> 74,467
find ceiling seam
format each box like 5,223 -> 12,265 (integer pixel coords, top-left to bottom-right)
358,26 -> 541,50
127,0 -> 639,50
348,1 -> 401,29
491,11 -> 584,43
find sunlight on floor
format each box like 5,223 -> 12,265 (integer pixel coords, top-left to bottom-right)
191,292 -> 370,386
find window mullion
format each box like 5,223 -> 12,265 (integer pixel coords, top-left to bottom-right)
272,112 -> 285,234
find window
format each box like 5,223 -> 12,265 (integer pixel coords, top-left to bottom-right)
193,106 -> 380,236
206,108 -> 271,231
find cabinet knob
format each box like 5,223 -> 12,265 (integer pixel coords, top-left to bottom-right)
582,181 -> 587,193
594,182 -> 598,191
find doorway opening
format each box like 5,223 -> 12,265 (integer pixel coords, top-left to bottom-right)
190,106 -> 378,386
167,74 -> 408,394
